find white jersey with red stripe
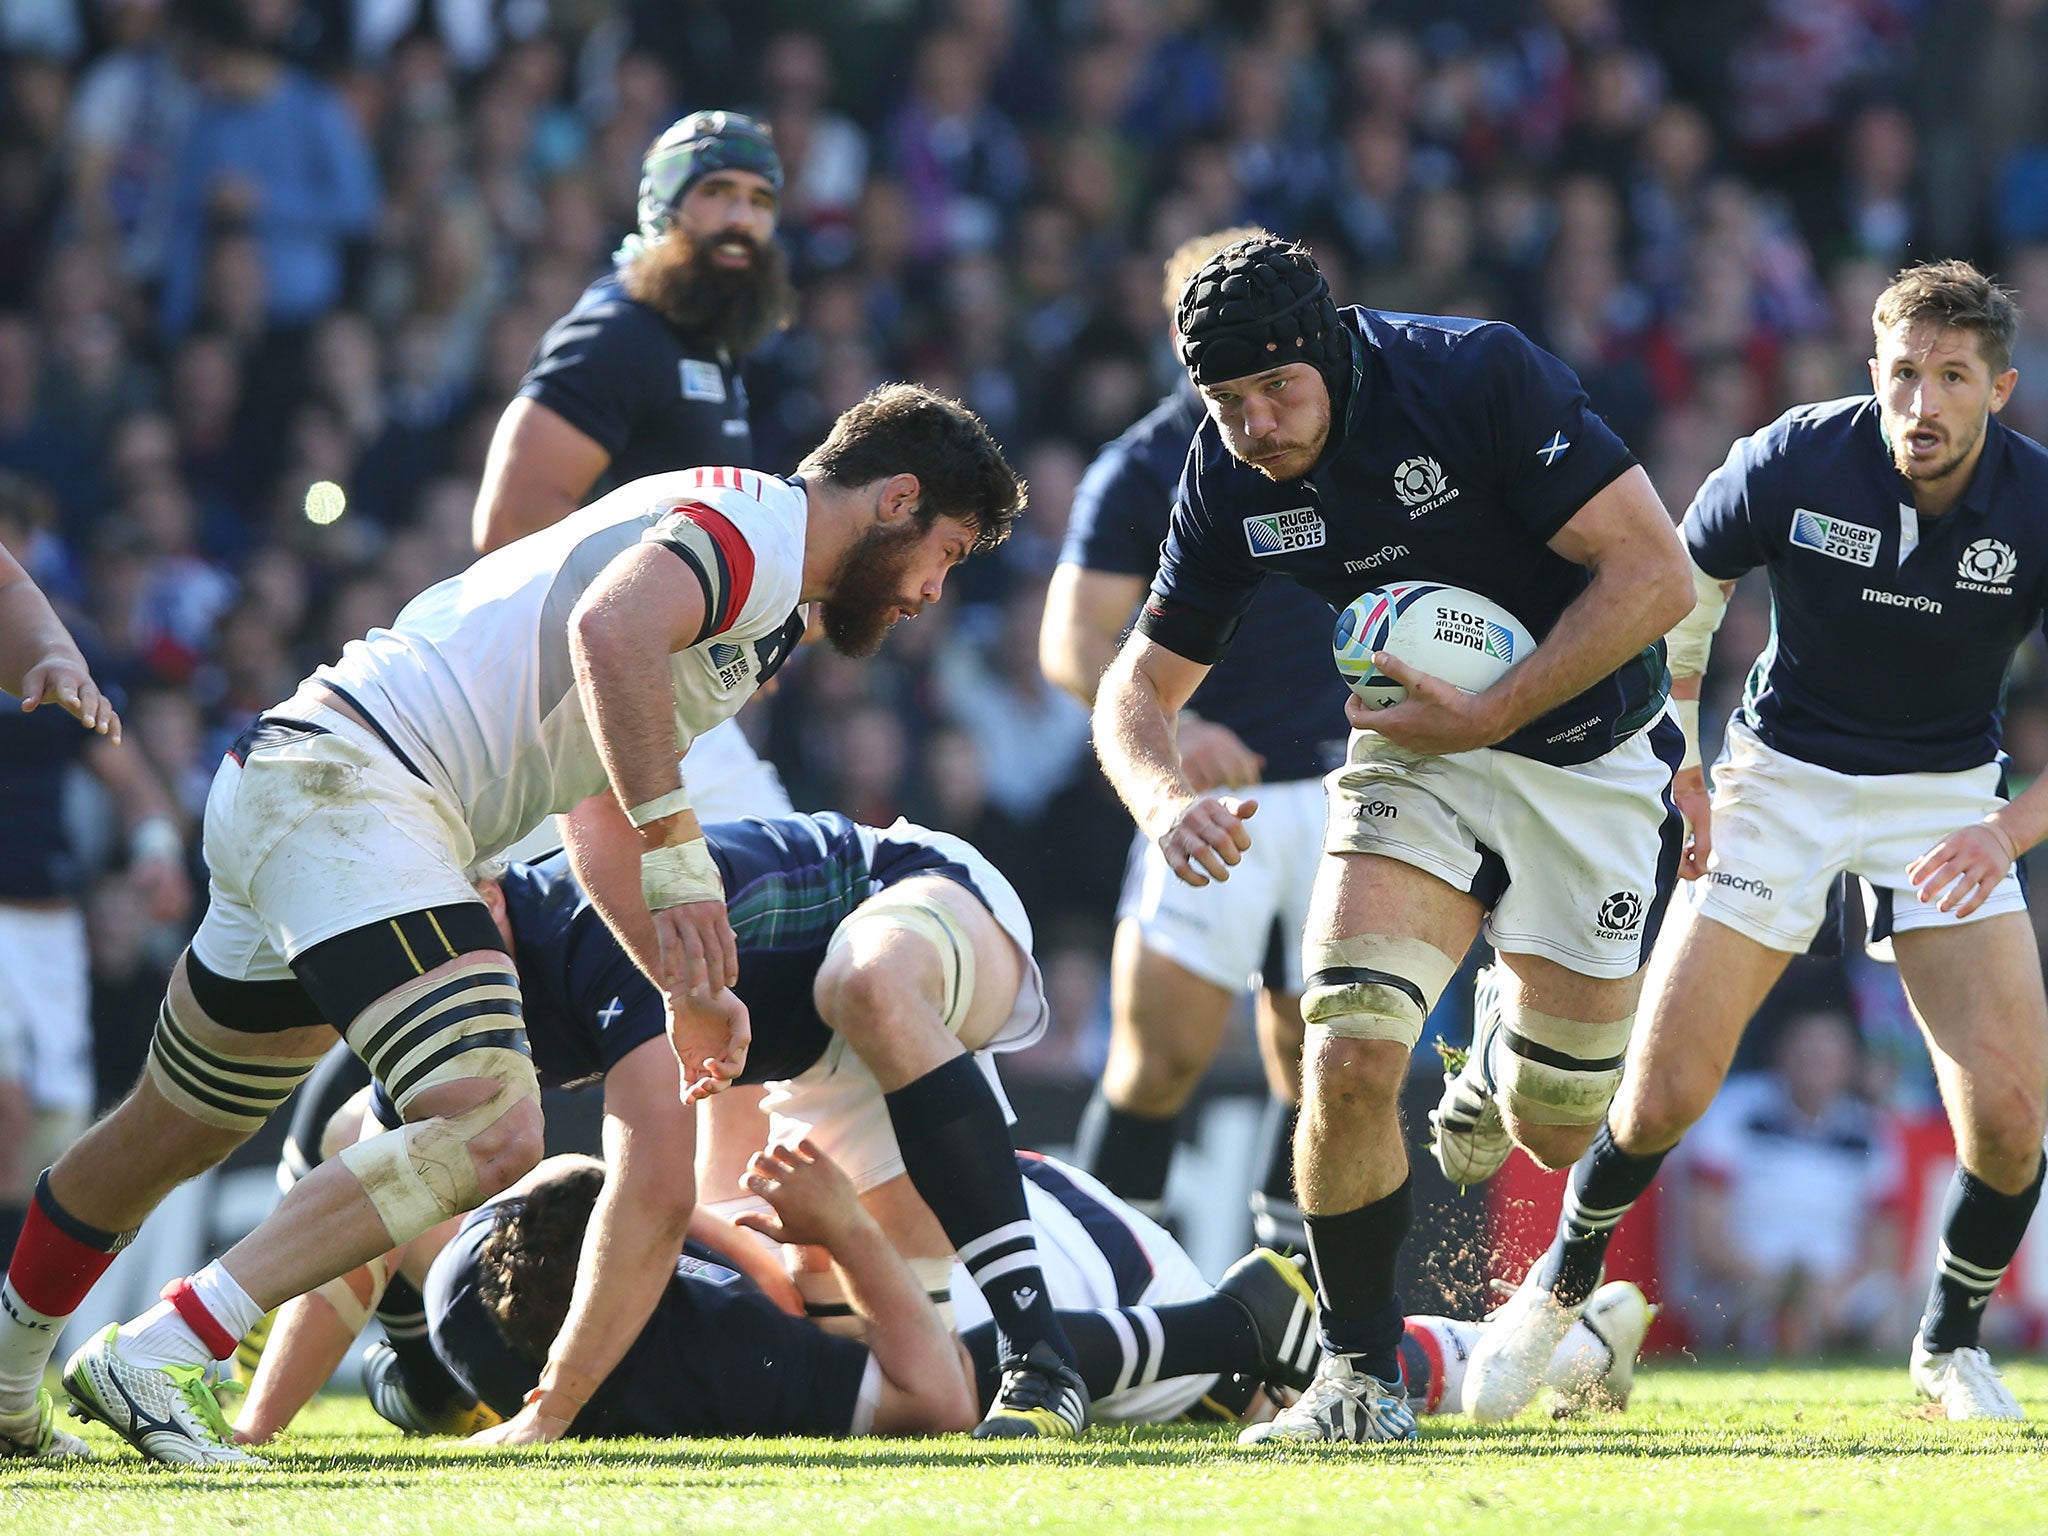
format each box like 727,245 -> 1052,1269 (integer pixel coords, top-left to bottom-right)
313,466 -> 807,859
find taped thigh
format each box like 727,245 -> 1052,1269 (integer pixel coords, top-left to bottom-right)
147,992 -> 330,1135
1495,1006 -> 1633,1127
337,958 -> 539,1244
1300,936 -> 1459,1049
828,886 -> 977,1035
797,1256 -> 955,1338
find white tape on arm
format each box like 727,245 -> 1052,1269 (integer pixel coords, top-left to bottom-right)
642,837 -> 725,910
1664,559 -> 1731,679
1674,697 -> 1702,772
628,785 -> 694,828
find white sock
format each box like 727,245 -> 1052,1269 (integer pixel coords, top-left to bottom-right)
0,1278 -> 65,1416
113,1262 -> 264,1371
1545,1318 -> 1611,1392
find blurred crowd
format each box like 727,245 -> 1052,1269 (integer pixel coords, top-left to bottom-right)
5,0 -> 2048,1339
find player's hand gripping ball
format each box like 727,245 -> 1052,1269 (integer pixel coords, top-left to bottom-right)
1333,582 -> 1536,708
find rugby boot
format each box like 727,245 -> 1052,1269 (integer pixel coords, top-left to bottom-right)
1237,1352 -> 1417,1445
361,1341 -> 503,1436
0,1387 -> 92,1459
62,1324 -> 263,1465
972,1340 -> 1089,1439
1547,1280 -> 1654,1417
1463,1268 -> 1588,1424
1911,1339 -> 2024,1420
1216,1248 -> 1322,1394
1429,965 -> 1513,1188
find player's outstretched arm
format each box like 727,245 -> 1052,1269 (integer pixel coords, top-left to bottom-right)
472,397 -> 611,554
570,543 -> 737,997
737,1140 -> 977,1436
1094,634 -> 1256,888
0,540 -> 120,739
473,1038 -> 700,1445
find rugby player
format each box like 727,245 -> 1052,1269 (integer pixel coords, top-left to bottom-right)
417,1149 -> 1653,1439
0,388 -> 1023,1464
1041,228 -> 1349,1250
235,810 -> 1086,1445
1092,234 -> 1692,1441
1467,260 -> 2048,1423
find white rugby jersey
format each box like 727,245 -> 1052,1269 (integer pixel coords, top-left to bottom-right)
314,466 -> 808,858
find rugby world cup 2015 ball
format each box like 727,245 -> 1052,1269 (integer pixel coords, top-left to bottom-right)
1332,582 -> 1536,710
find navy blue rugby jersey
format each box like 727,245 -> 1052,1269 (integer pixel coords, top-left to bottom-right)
1061,385 -> 1349,782
427,1199 -> 870,1437
1687,396 -> 2048,775
1141,308 -> 1661,766
518,270 -> 751,490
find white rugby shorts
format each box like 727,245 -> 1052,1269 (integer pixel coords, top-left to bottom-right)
1691,719 -> 2026,953
0,904 -> 91,1111
190,704 -> 480,984
761,827 -> 1049,1192
1323,713 -> 1683,979
1118,776 -> 1323,995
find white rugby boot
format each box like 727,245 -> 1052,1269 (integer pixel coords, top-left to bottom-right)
1546,1280 -> 1654,1417
0,1387 -> 93,1459
1429,965 -> 1513,1188
1462,1267 -> 1589,1424
62,1325 -> 264,1465
1910,1339 -> 2024,1421
1237,1353 -> 1418,1445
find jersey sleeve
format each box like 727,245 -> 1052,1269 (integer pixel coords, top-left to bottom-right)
1682,423 -> 1782,580
517,305 -> 661,459
1134,446 -> 1263,664
643,499 -> 769,643
1472,324 -> 1640,541
566,924 -> 665,1075
1059,440 -> 1173,578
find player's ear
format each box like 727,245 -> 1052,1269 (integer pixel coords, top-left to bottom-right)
874,472 -> 922,526
1991,367 -> 2019,414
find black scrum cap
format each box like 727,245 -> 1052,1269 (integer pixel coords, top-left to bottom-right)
1175,237 -> 1347,391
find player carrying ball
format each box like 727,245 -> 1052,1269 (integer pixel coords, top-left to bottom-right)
1090,233 -> 1694,1443
1466,260 -> 2048,1424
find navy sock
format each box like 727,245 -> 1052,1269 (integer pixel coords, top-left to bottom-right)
1249,1099 -> 1306,1253
375,1274 -> 471,1413
1919,1158 -> 2045,1352
1072,1091 -> 1176,1211
963,1297 -> 1259,1409
1304,1177 -> 1410,1382
1536,1120 -> 1668,1307
886,1055 -> 1072,1365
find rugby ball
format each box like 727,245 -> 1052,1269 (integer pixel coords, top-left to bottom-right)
1332,582 -> 1536,709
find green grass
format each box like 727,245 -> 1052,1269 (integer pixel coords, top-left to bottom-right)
6,1364 -> 2046,1535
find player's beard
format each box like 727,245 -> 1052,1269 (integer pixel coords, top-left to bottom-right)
820,519 -> 925,658
623,223 -> 794,356
1890,411 -> 1984,489
1238,394 -> 1333,482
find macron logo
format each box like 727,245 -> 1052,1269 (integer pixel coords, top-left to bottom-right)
1011,1286 -> 1039,1312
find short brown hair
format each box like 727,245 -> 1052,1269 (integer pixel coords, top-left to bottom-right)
1872,260 -> 2021,373
799,383 -> 1024,555
1162,226 -> 1273,315
476,1162 -> 603,1363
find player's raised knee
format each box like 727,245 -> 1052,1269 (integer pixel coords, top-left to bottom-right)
1493,1001 -> 1632,1148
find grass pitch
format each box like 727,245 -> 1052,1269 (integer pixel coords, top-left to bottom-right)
5,1362 -> 2044,1536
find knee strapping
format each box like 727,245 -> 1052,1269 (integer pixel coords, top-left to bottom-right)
311,1253 -> 391,1335
337,959 -> 540,1244
830,889 -> 978,1035
1301,936 -> 1459,1048
797,1256 -> 955,1339
147,995 -> 329,1135
1496,1006 -> 1633,1127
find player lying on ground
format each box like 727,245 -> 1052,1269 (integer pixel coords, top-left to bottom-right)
257,1147 -> 1651,1440
1463,260 -> 2048,1424
0,388 -> 1024,1465
233,811 -> 1089,1444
